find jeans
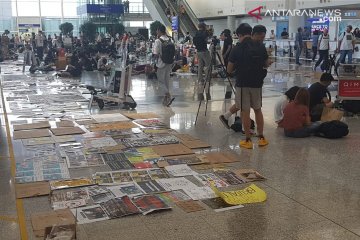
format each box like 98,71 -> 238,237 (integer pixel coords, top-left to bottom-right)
312,47 -> 317,61
314,50 -> 329,69
295,47 -> 302,63
336,50 -> 353,69
36,46 -> 44,60
284,122 -> 322,138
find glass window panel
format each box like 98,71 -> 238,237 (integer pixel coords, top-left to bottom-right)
17,0 -> 40,16
40,0 -> 62,17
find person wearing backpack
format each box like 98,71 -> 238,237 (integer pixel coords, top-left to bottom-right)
193,23 -> 211,100
295,27 -> 303,65
152,24 -> 176,106
226,23 -> 270,149
313,28 -> 330,72
282,88 -> 321,138
335,25 -> 356,72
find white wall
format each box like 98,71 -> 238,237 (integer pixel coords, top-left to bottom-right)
238,16 -> 277,38
296,0 -> 360,9
203,19 -> 228,37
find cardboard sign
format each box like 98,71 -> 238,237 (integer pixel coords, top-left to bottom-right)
212,184 -> 267,205
13,121 -> 50,131
152,144 -> 194,157
15,182 -> 50,199
51,127 -> 85,136
89,122 -> 137,131
232,169 -> 266,182
13,129 -> 51,140
176,200 -> 205,213
31,209 -> 75,237
122,112 -> 161,120
181,140 -> 211,149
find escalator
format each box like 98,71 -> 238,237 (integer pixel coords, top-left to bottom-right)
145,0 -> 199,36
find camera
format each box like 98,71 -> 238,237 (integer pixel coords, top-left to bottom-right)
211,36 -> 220,46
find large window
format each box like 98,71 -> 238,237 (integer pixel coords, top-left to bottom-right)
17,0 -> 40,17
40,0 -> 62,17
128,0 -> 148,13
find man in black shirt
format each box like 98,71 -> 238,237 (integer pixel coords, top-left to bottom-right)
193,23 -> 211,99
281,28 -> 289,39
226,23 -> 270,149
309,73 -> 334,121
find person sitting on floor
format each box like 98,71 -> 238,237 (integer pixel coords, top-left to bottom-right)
309,72 -> 334,122
57,54 -> 82,78
274,86 -> 300,127
282,88 -> 321,138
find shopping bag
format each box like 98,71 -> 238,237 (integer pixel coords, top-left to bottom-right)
321,107 -> 344,121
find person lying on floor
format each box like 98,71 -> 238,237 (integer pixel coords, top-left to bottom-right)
281,88 -> 321,138
274,86 -> 300,127
309,72 -> 334,122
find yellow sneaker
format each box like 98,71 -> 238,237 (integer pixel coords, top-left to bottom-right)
258,137 -> 269,147
240,140 -> 253,149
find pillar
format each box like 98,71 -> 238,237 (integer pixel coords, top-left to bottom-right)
288,0 -> 304,39
227,15 -> 236,32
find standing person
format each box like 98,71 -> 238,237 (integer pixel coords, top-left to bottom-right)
314,28 -> 330,71
222,29 -> 233,99
152,24 -> 176,107
295,27 -> 303,65
193,22 -> 211,100
311,30 -> 319,62
269,29 -> 276,39
282,88 -> 320,138
335,25 -> 356,72
226,23 -> 270,149
35,30 -> 45,60
14,33 -> 20,49
354,28 -> 360,39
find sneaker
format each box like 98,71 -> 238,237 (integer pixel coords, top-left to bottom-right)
240,139 -> 253,149
219,115 -> 230,129
166,97 -> 175,107
258,137 -> 269,147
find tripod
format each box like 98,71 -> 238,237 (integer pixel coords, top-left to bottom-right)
194,44 -> 236,125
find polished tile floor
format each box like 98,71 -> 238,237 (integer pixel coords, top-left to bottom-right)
1,59 -> 360,240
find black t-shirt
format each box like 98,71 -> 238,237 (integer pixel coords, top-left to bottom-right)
222,37 -> 233,56
193,30 -> 209,52
228,37 -> 268,88
309,82 -> 330,110
281,31 -> 288,37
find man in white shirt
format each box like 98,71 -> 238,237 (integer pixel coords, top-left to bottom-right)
336,25 -> 356,71
269,30 -> 275,40
152,24 -> 175,107
314,28 -> 330,71
35,30 -> 45,60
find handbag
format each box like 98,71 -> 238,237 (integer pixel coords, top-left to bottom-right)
320,107 -> 344,122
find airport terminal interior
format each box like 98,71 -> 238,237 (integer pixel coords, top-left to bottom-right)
0,0 -> 360,240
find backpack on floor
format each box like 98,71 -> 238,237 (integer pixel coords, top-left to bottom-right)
315,120 -> 349,139
342,100 -> 360,114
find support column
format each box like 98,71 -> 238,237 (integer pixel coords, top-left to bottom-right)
288,0 -> 303,39
227,15 -> 236,32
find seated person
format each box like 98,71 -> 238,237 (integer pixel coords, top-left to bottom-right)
309,73 -> 334,122
274,86 -> 300,126
282,88 -> 321,138
97,57 -> 111,71
57,54 -> 82,78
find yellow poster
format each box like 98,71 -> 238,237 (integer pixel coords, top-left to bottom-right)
212,184 -> 267,205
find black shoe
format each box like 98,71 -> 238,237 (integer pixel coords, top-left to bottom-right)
225,91 -> 232,99
206,93 -> 211,100
219,115 -> 230,129
198,93 -> 204,101
166,97 -> 175,107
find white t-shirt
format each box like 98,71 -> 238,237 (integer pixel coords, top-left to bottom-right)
274,95 -> 289,123
318,34 -> 330,50
339,32 -> 355,50
153,35 -> 171,68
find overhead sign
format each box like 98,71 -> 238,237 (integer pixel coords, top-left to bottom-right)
77,4 -> 124,15
171,16 -> 179,31
308,18 -> 329,32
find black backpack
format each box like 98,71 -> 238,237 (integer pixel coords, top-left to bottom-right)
159,38 -> 175,64
315,120 -> 349,139
342,100 -> 360,114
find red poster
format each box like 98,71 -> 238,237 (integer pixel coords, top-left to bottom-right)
339,80 -> 360,98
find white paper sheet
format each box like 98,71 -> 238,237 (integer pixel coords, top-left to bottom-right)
164,164 -> 197,177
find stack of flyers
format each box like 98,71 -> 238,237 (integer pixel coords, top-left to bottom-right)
132,195 -> 172,215
164,164 -> 198,177
72,205 -> 109,224
133,119 -> 168,128
91,192 -> 115,204
107,183 -> 144,198
137,181 -> 166,194
124,147 -> 162,164
50,178 -> 94,190
93,172 -> 114,185
101,153 -> 134,171
83,137 -> 117,148
194,173 -> 229,188
51,188 -> 89,210
214,169 -> 246,185
165,155 -> 203,166
130,170 -> 152,182
156,190 -> 191,204
112,171 -> 133,184
148,169 -> 169,180
86,185 -> 109,196
100,196 -> 140,218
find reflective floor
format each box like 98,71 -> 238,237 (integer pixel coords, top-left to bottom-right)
1,58 -> 360,240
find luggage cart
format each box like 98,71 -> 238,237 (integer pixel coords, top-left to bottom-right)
337,63 -> 360,114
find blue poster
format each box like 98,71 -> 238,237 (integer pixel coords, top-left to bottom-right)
307,18 -> 329,32
171,16 -> 179,31
77,4 -> 124,15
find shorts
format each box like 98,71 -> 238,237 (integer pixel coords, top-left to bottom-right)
235,87 -> 262,111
